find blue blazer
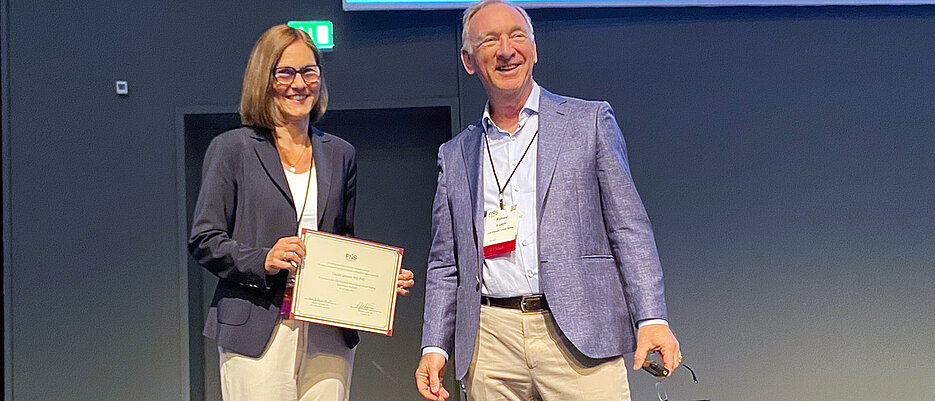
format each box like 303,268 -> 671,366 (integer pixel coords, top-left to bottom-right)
421,88 -> 668,379
189,125 -> 359,357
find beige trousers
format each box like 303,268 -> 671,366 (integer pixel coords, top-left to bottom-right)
464,305 -> 631,401
218,320 -> 355,401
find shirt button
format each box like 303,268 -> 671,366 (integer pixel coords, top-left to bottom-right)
510,137 -> 516,142
522,240 -> 529,246
513,187 -> 519,192
526,271 -> 535,278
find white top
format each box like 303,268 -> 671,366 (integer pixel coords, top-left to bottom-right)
284,165 -> 318,233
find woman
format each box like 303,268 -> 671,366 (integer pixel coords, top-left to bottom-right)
189,25 -> 414,401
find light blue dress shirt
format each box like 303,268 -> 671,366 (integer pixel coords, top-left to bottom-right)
480,83 -> 542,297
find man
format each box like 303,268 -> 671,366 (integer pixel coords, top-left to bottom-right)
416,1 -> 681,400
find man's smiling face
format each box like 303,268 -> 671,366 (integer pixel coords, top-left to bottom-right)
461,2 -> 537,99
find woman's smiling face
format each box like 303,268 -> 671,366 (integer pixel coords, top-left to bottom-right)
271,40 -> 321,124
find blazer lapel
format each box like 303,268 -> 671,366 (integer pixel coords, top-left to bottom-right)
460,121 -> 485,247
311,128 -> 334,229
252,129 -> 295,210
536,89 -> 569,223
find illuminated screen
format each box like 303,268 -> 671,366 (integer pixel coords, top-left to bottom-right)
344,0 -> 932,9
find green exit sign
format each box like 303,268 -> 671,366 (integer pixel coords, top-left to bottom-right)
288,21 -> 334,51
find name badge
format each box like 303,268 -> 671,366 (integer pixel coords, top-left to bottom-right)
483,205 -> 519,258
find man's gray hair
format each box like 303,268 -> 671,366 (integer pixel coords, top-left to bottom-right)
461,0 -> 534,55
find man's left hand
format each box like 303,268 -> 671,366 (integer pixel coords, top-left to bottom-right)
633,324 -> 681,375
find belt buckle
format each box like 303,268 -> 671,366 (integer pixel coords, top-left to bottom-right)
520,295 -> 536,313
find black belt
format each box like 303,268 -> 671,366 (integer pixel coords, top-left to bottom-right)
481,294 -> 549,312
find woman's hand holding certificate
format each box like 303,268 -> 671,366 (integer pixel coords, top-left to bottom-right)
396,268 -> 415,296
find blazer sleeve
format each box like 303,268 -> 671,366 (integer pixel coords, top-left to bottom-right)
420,146 -> 459,354
594,102 -> 668,324
188,136 -> 269,288
341,146 -> 357,237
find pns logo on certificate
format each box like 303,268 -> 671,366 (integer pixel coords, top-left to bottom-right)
483,204 -> 519,258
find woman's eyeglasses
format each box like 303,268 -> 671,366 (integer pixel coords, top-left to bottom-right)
273,66 -> 321,85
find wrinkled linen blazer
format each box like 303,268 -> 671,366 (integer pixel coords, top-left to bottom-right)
421,88 -> 668,379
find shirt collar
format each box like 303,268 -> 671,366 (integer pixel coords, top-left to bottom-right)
482,81 -> 540,136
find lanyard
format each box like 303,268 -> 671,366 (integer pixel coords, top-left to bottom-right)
281,149 -> 313,318
295,159 -> 314,232
483,124 -> 538,210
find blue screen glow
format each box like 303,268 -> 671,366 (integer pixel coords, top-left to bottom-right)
345,0 -> 932,9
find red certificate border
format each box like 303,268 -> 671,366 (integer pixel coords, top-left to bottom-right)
290,229 -> 403,336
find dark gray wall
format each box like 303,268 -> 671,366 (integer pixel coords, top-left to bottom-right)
511,8 -> 935,400
3,1 -> 934,400
6,2 -> 182,401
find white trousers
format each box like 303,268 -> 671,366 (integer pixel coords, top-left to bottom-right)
219,320 -> 355,401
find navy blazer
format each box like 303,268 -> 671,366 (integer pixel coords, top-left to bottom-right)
189,125 -> 359,357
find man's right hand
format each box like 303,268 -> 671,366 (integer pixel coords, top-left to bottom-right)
415,352 -> 450,401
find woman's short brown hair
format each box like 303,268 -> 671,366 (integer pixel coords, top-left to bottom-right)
240,24 -> 328,129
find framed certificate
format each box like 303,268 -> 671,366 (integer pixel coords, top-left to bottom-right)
289,230 -> 403,335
